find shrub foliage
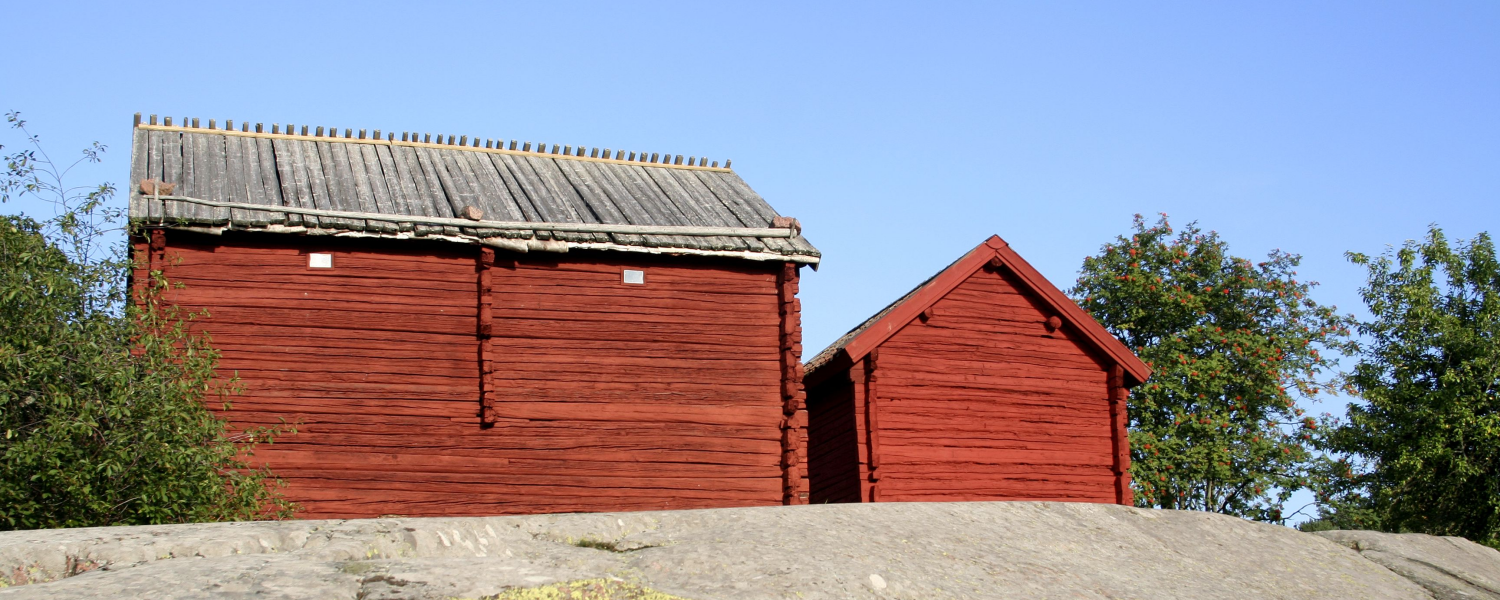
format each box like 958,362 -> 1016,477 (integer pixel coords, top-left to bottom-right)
0,114 -> 291,529
1312,227 -> 1499,545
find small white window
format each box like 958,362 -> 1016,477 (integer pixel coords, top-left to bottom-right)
308,253 -> 333,269
622,269 -> 644,284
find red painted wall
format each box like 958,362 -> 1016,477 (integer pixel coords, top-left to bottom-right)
806,374 -> 861,503
810,266 -> 1118,504
145,232 -> 797,518
481,256 -> 789,512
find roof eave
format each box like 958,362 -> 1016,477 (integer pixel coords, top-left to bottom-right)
805,235 -> 1151,386
137,222 -> 821,264
989,239 -> 1152,386
802,348 -> 853,388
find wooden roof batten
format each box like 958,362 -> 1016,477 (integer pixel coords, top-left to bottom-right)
127,113 -> 817,263
804,235 -> 1152,386
139,194 -> 801,238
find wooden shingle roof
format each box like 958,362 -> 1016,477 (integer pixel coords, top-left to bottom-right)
804,235 -> 1151,386
126,116 -> 818,263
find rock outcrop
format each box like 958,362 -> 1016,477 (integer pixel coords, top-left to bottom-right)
1315,530 -> 1500,600
0,502 -> 1489,599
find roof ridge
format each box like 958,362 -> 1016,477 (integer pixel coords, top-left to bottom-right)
131,113 -> 733,173
803,236 -> 1151,386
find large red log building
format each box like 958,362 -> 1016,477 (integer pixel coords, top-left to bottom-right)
127,115 -> 818,518
803,236 -> 1150,506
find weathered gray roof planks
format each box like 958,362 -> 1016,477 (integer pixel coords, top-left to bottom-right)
128,123 -> 819,262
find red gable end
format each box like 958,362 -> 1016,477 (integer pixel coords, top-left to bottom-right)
807,235 -> 1151,387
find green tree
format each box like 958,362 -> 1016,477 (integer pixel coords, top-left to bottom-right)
1072,214 -> 1352,521
0,112 -> 292,530
1311,226 -> 1499,545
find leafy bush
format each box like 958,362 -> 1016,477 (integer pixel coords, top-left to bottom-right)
0,114 -> 292,530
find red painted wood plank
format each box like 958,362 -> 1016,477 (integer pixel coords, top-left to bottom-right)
250,449 -> 781,477
158,235 -> 795,515
878,446 -> 1116,467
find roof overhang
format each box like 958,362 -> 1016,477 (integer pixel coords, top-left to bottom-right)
805,235 -> 1151,387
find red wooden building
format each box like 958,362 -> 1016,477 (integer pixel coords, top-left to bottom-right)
126,114 -> 818,518
803,236 -> 1150,505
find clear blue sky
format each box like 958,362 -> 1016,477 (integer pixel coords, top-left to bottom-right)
5,3 -> 1496,450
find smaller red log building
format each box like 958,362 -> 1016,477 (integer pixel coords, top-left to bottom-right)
803,236 -> 1150,505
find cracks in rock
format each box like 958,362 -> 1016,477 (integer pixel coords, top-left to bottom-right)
570,538 -> 658,553
351,565 -> 413,600
1388,554 -> 1500,597
1337,541 -> 1500,600
525,516 -> 667,555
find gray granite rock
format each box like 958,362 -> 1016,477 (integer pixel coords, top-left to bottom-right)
0,502 -> 1435,599
1316,530 -> 1500,600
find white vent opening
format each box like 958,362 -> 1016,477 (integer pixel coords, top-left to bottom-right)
309,253 -> 333,269
622,269 -> 645,285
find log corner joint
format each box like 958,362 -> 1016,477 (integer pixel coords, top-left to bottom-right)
477,248 -> 496,426
1108,364 -> 1133,506
778,263 -> 809,505
864,349 -> 883,503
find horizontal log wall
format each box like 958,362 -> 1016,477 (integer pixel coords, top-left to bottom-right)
154,232 -> 787,518
485,253 -> 787,513
806,375 -> 860,503
868,266 -> 1116,503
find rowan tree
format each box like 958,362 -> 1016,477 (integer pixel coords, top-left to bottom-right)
1309,227 -> 1499,545
1072,214 -> 1352,521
